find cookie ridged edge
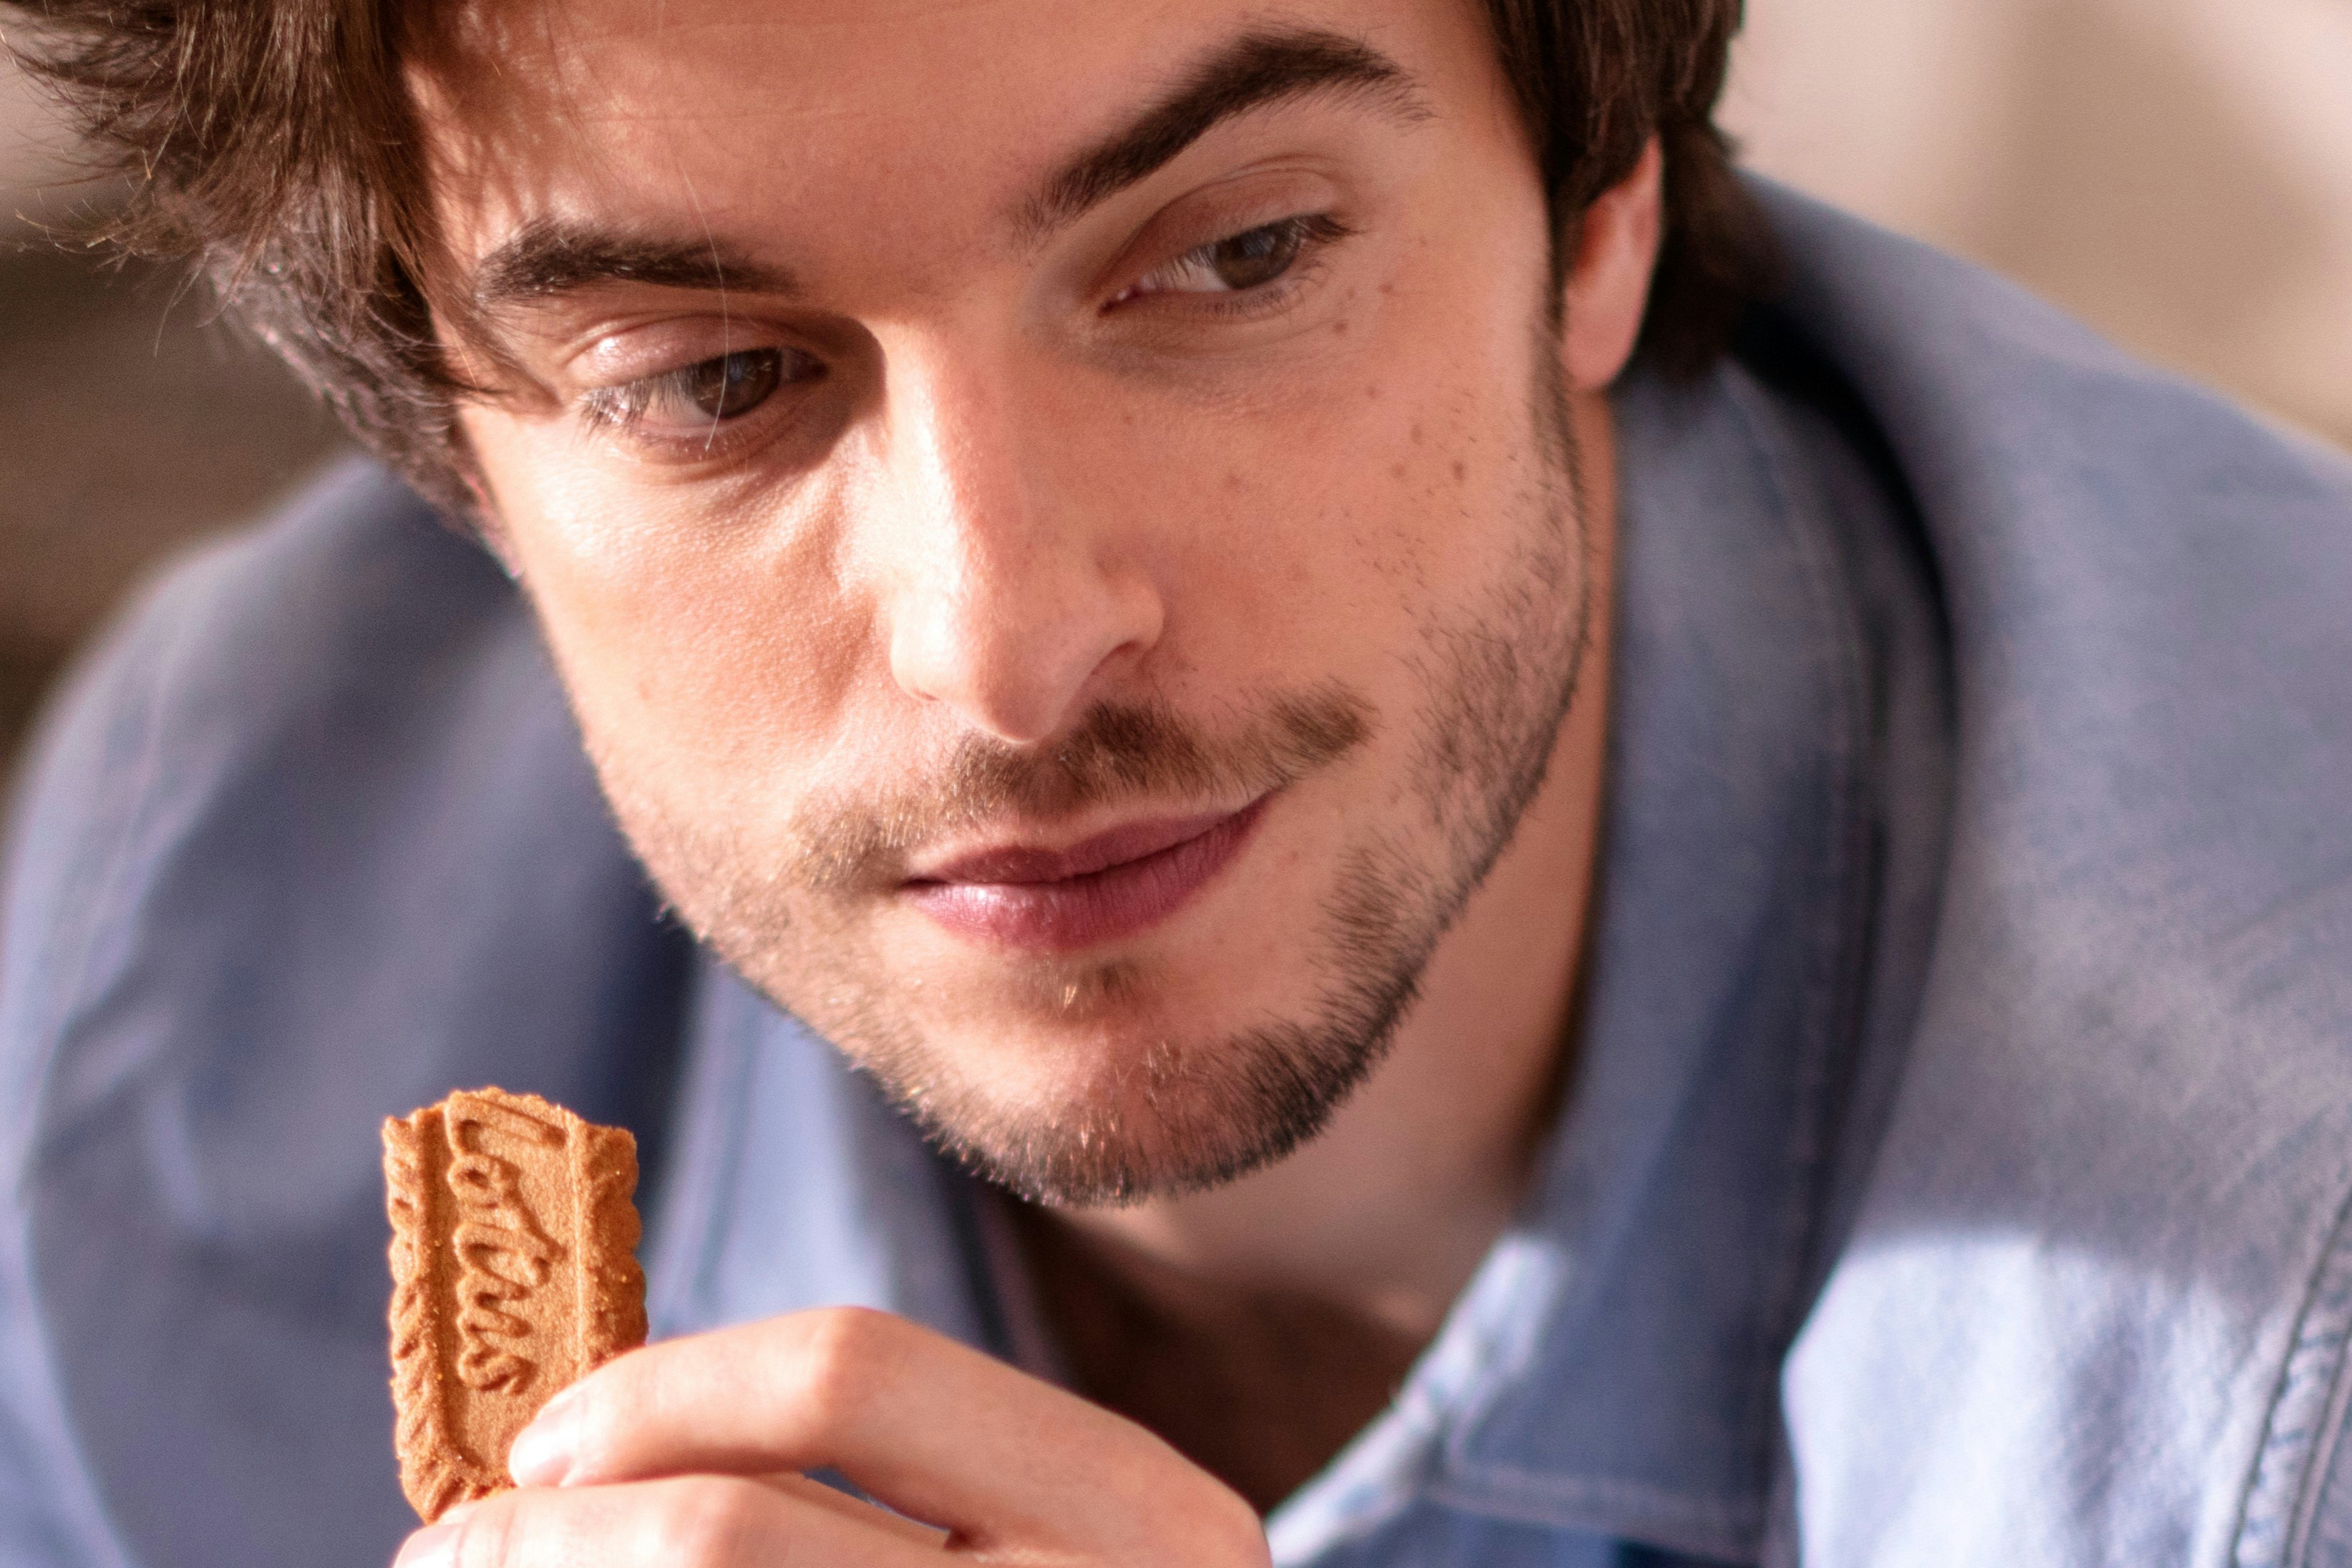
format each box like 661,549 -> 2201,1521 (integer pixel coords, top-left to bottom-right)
384,1106 -> 509,1522
574,1122 -> 648,1372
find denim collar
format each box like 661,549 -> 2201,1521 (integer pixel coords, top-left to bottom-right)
641,348 -> 1919,1564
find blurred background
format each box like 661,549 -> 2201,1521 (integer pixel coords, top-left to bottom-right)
2,0 -> 2348,790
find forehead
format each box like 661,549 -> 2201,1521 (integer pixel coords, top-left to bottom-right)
414,0 -> 1510,265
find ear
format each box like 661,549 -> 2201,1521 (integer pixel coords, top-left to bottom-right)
1558,138 -> 1665,393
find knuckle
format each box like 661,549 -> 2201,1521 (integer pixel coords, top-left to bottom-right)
1200,1486 -> 1274,1566
447,1499 -> 524,1568
649,1476 -> 771,1566
791,1306 -> 895,1423
1154,1476 -> 1269,1567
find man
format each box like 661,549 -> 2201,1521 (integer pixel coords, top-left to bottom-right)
1,0 -> 2347,1563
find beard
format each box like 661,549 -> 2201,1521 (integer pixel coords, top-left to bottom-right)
590,340 -> 1593,1209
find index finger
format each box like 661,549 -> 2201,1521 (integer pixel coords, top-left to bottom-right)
507,1308 -> 1258,1554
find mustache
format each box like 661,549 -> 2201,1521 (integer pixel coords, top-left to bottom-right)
788,682 -> 1374,893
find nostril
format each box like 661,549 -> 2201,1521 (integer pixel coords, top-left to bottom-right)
885,572 -> 1164,746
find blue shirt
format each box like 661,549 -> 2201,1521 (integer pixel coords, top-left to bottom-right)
3,185 -> 2349,1568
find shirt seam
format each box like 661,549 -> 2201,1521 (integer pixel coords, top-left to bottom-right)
1430,364 -> 1881,1559
1420,1469 -> 1765,1554
2230,1172 -> 2352,1567
1717,363 -> 1881,1491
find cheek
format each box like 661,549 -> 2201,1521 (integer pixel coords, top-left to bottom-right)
467,417 -> 873,797
1147,300 -> 1550,716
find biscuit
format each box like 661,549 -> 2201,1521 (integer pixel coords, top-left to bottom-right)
383,1087 -> 647,1521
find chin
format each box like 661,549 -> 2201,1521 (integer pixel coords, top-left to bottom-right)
819,963 -> 1408,1207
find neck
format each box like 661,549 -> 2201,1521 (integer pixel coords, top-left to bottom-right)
1012,389 -> 1618,1503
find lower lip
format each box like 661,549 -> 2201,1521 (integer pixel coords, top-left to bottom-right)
900,797 -> 1270,953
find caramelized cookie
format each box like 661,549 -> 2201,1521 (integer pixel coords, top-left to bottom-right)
383,1088 -> 646,1521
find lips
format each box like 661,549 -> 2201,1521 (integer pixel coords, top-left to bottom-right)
899,797 -> 1270,953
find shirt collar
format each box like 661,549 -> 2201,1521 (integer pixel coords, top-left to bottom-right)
643,351 -> 1904,1565
1268,357 -> 1896,1561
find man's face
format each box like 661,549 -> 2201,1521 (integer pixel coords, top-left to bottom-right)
427,0 -> 1594,1204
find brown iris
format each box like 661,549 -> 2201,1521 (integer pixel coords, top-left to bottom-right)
681,349 -> 786,421
1204,222 -> 1308,290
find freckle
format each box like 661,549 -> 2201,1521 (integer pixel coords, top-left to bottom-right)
1390,461 -> 1407,479
1379,282 -> 1394,295
1366,384 -> 1381,401
1225,471 -> 1243,491
1453,460 -> 1468,481
1331,320 -> 1348,335
1410,424 -> 1424,444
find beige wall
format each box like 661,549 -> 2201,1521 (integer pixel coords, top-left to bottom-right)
1724,0 -> 2352,447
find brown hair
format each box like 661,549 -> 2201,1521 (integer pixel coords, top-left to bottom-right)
4,0 -> 1770,515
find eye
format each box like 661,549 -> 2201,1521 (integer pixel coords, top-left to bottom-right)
584,346 -> 820,441
677,348 -> 787,419
1117,214 -> 1351,303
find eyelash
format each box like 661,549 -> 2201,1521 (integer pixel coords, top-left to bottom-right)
1116,212 -> 1356,316
577,346 -> 822,459
571,211 -> 1355,453
578,379 -> 657,432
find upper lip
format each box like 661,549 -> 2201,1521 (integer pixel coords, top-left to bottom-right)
903,808 -> 1245,886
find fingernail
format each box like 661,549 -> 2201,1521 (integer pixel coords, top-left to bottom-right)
392,1522 -> 459,1568
508,1383 -> 585,1486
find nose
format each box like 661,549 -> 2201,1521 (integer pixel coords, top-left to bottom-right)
875,342 -> 1163,744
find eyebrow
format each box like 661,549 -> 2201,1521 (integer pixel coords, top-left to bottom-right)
470,223 -> 797,313
464,25 -> 1429,314
1016,26 -> 1432,243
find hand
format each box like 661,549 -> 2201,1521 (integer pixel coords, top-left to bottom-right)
389,1307 -> 1271,1567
